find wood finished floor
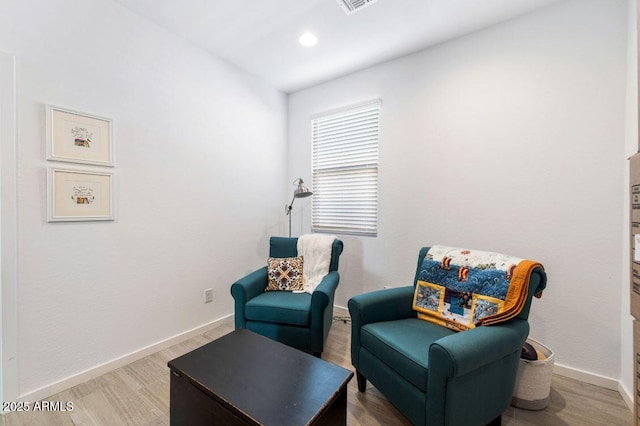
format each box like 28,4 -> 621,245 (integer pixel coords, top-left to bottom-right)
1,308 -> 633,426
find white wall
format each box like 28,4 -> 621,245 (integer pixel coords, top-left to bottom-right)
289,0 -> 628,381
621,0 -> 638,404
0,0 -> 287,399
0,50 -> 18,409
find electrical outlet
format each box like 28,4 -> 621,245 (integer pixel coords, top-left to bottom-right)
204,288 -> 213,304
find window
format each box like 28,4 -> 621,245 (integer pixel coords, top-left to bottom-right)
311,100 -> 380,237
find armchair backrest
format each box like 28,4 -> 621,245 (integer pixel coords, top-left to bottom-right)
412,246 -> 431,287
269,236 -> 343,272
412,246 -> 546,322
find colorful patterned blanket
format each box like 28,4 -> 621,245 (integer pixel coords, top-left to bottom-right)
412,246 -> 544,331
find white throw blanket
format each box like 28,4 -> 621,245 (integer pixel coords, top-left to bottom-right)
297,234 -> 336,293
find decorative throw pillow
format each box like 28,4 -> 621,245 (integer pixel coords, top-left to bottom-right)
266,256 -> 304,291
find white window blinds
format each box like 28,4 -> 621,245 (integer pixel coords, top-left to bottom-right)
311,100 -> 380,237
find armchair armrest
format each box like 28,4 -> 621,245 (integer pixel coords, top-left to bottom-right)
311,271 -> 340,316
309,271 -> 340,351
429,319 -> 529,378
427,319 -> 530,425
348,286 -> 416,327
230,266 -> 268,329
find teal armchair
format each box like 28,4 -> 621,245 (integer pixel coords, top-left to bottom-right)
348,247 -> 546,426
231,237 -> 343,357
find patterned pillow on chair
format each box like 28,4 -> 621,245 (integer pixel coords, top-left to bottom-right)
266,257 -> 304,291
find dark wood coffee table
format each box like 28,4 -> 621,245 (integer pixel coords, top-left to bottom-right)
168,329 -> 353,425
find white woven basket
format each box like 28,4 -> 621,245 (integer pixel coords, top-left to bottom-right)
511,338 -> 554,410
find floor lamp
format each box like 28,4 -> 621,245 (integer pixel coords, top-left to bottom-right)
286,178 -> 313,237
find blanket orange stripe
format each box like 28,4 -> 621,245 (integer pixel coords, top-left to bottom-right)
477,260 -> 543,326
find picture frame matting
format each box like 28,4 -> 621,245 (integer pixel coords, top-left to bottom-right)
46,104 -> 114,167
47,167 -> 114,222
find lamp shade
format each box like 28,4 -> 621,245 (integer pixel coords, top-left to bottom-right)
293,178 -> 312,198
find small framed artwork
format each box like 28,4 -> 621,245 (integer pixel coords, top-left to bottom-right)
47,167 -> 114,222
46,105 -> 114,167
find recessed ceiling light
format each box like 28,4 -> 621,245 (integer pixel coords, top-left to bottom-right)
299,32 -> 318,47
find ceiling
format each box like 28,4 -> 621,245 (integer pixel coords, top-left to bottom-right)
112,0 -> 564,93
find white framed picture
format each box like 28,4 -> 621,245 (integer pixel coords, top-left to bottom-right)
46,105 -> 114,167
47,167 -> 114,222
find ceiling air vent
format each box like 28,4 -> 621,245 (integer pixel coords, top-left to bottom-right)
337,0 -> 378,15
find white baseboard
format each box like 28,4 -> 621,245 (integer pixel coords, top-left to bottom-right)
334,304 -> 348,313
553,363 -> 632,411
553,363 -> 619,390
618,381 -> 634,412
15,314 -> 233,404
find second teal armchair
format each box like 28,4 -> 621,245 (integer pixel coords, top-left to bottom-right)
231,236 -> 343,357
348,246 -> 546,426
